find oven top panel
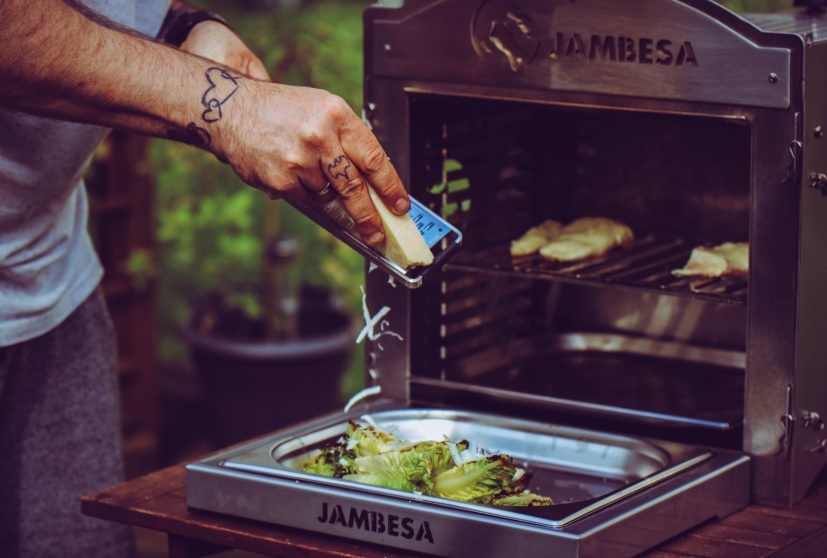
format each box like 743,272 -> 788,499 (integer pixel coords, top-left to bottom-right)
366,0 -> 794,109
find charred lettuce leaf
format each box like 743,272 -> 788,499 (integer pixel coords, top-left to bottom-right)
487,492 -> 554,506
432,455 -> 518,502
302,437 -> 356,478
346,420 -> 400,457
352,447 -> 434,492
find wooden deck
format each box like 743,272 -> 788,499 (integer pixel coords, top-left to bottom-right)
641,469 -> 827,558
83,463 -> 827,557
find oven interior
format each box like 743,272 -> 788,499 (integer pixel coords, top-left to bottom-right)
405,94 -> 750,448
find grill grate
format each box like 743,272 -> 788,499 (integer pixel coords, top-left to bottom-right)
447,235 -> 748,305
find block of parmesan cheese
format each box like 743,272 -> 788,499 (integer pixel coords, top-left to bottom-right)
368,187 -> 434,270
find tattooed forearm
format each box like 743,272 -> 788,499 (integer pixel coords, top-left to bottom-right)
328,155 -> 351,180
166,123 -> 210,147
201,67 -> 239,122
167,67 -> 240,146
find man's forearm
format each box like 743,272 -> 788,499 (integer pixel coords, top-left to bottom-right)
0,0 -> 223,149
0,0 -> 413,245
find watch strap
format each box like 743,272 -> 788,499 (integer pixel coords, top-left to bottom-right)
158,8 -> 231,47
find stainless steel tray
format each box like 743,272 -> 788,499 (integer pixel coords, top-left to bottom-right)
187,405 -> 750,557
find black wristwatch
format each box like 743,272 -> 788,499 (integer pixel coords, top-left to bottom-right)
158,7 -> 231,47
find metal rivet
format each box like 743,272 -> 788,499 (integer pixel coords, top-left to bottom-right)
816,126 -> 823,139
769,73 -> 779,84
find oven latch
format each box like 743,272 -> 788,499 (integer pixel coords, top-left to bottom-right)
784,385 -> 827,454
807,120 -> 827,194
802,410 -> 825,431
802,410 -> 827,453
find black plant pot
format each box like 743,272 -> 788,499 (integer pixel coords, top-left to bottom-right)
181,285 -> 354,448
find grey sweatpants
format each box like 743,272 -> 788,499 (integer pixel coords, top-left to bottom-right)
0,288 -> 134,558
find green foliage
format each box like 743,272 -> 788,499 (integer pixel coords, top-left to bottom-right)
121,248 -> 157,292
153,0 -> 371,367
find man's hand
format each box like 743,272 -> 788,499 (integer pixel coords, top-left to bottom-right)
175,13 -> 407,245
180,21 -> 270,81
207,78 -> 409,246
176,19 -> 407,246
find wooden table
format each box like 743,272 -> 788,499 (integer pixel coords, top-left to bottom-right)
82,462 -> 827,558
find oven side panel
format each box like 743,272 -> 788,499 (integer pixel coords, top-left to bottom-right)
792,38 -> 827,504
743,102 -> 803,507
362,75 -> 415,403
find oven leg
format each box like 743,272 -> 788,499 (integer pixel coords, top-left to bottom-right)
167,533 -> 230,558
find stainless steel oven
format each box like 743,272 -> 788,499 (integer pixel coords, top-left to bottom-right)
186,1 -> 827,556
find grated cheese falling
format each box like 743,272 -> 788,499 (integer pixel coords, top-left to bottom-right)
356,306 -> 390,344
344,385 -> 382,413
355,286 -> 403,346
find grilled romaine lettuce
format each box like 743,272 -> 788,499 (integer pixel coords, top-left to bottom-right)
302,421 -> 553,506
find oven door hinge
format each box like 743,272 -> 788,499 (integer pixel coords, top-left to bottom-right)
780,384 -> 795,460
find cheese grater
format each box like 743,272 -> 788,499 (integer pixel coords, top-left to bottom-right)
290,195 -> 462,288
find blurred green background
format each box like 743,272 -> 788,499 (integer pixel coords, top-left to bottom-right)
155,0 -> 374,400
151,0 -> 794,402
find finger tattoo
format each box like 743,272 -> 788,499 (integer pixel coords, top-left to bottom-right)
328,155 -> 351,181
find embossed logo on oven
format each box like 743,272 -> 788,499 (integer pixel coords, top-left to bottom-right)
317,502 -> 435,543
471,2 -> 698,72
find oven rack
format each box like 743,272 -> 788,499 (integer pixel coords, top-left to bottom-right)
446,234 -> 748,305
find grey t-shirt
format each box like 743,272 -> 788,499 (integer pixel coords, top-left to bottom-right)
0,0 -> 171,346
